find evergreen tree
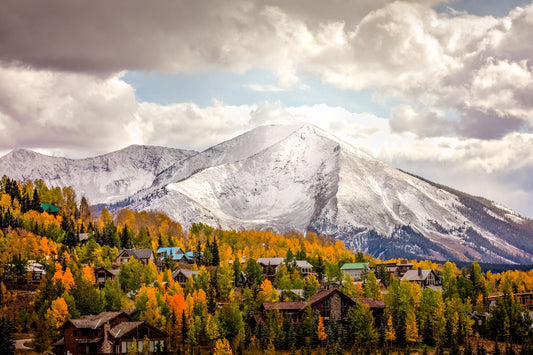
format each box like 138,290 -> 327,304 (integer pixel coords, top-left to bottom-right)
120,225 -> 133,249
0,317 -> 15,355
315,256 -> 325,285
30,188 -> 43,212
348,303 -> 377,349
31,320 -> 51,354
79,196 -> 91,223
207,269 -> 218,313
62,216 -> 79,247
212,236 -> 220,266
245,258 -> 264,287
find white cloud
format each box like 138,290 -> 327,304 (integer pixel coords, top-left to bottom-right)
0,66 -> 138,155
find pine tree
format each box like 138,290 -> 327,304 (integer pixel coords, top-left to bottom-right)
315,256 -> 325,285
212,236 -> 220,266
121,225 -> 133,249
30,188 -> 43,212
0,317 -> 15,355
31,320 -> 51,353
207,270 -> 218,313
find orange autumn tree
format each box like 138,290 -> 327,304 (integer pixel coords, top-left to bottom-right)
317,315 -> 327,344
46,297 -> 70,335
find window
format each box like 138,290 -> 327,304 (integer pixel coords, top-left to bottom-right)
341,300 -> 350,318
322,299 -> 330,318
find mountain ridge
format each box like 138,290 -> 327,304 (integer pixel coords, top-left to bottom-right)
0,144 -> 197,204
1,124 -> 532,264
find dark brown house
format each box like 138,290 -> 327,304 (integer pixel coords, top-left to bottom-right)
308,289 -> 355,321
53,311 -> 166,354
94,267 -> 119,287
260,289 -> 360,324
261,301 -> 308,322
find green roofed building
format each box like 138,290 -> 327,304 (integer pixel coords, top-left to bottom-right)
340,262 -> 370,281
41,203 -> 59,213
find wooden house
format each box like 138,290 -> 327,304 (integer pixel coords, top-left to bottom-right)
116,249 -> 155,266
402,269 -> 441,289
94,267 -> 119,287
53,310 -> 166,354
308,288 -> 356,321
171,269 -> 200,285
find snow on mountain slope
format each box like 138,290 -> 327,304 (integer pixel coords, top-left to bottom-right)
148,123 -> 308,191
0,145 -> 197,204
129,124 -> 533,264
2,123 -> 532,263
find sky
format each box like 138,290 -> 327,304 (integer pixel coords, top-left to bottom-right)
1,0 -> 533,217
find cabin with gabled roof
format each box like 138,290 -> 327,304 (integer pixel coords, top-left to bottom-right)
402,269 -> 441,289
53,310 -> 166,354
116,248 -> 155,266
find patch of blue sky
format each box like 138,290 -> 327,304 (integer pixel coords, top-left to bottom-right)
122,69 -> 398,117
434,0 -> 531,16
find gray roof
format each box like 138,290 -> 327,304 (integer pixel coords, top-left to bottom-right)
171,269 -> 200,279
118,248 -> 154,260
109,321 -> 143,338
257,257 -> 285,266
69,311 -> 128,329
402,269 -> 434,282
294,260 -> 313,269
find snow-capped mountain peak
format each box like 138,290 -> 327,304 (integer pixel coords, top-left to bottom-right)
2,124 -> 532,264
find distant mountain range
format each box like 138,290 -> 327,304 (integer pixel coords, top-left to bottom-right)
2,123 -> 532,264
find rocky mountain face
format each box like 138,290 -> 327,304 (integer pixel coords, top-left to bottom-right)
2,124 -> 532,263
0,145 -> 196,204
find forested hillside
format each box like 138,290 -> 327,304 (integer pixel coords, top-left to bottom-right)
0,177 -> 532,354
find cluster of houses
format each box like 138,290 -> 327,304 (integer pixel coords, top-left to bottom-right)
43,249 -> 533,354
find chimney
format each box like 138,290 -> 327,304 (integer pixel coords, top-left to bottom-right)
104,323 -> 110,343
418,268 -> 422,277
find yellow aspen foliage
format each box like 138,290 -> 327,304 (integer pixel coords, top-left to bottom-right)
317,315 -> 327,342
409,282 -> 422,308
258,279 -> 279,302
205,314 -> 220,342
167,278 -> 184,297
81,265 -> 95,284
264,341 -> 276,355
385,314 -> 396,343
248,336 -> 261,352
213,338 -> 233,355
474,293 -> 485,313
62,250 -> 71,265
219,245 -> 233,266
0,282 -> 16,313
0,193 -> 11,213
46,297 -> 70,330
406,308 -> 419,343
354,282 -> 365,298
